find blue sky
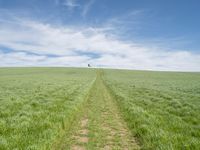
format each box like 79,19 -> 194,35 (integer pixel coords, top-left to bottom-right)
0,0 -> 200,71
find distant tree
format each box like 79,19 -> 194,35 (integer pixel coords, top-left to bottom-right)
88,64 -> 91,67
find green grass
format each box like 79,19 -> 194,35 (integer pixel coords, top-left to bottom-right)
103,69 -> 200,149
0,68 -> 96,150
53,71 -> 139,149
1,68 -> 200,150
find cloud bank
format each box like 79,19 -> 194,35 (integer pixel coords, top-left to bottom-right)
0,17 -> 200,71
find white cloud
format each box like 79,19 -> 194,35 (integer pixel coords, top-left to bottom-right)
0,51 -> 90,67
0,18 -> 200,71
62,0 -> 80,10
82,0 -> 95,17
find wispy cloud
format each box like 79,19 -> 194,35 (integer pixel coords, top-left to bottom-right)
101,10 -> 145,38
62,0 -> 80,11
0,13 -> 200,71
82,0 -> 95,17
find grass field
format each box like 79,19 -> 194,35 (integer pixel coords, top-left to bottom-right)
0,68 -> 200,149
103,69 -> 200,149
0,68 -> 96,149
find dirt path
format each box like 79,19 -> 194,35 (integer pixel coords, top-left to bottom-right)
53,71 -> 140,150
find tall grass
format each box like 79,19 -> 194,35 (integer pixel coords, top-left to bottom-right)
103,69 -> 200,149
0,68 -> 95,149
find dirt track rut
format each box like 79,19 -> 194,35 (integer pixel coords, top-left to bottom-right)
53,71 -> 140,150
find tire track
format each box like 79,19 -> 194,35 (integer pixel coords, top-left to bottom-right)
53,70 -> 140,149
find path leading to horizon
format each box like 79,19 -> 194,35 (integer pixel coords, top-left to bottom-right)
53,71 -> 140,150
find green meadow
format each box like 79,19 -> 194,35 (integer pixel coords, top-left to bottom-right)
0,68 -> 200,149
0,68 -> 96,149
103,69 -> 200,149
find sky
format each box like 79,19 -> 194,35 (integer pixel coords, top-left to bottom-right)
0,0 -> 200,71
